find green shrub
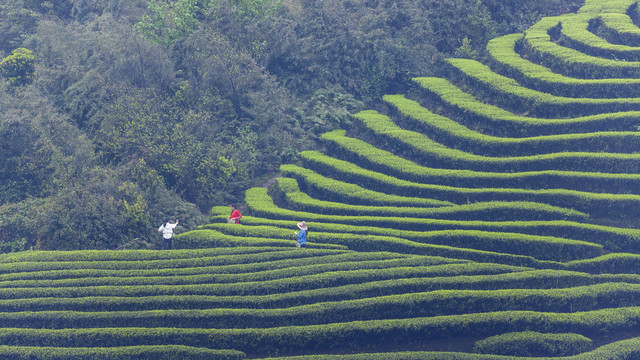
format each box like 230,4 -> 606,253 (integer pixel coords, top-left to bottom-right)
317,130 -> 640,199
0,247 -> 280,264
0,307 -> 637,356
443,57 -> 640,117
560,14 -> 640,61
486,33 -> 640,98
0,48 -> 35,87
415,72 -> 640,133
245,188 -> 601,266
258,337 -> 640,359
0,248 -> 342,275
353,110 -> 640,174
599,12 -> 640,46
523,14 -> 640,80
282,160 -> 640,223
174,229 -> 347,250
0,345 -> 245,360
316,134 -> 640,214
473,331 -> 592,356
3,270 -> 638,313
206,221 -> 603,262
566,253 -> 640,274
235,214 -> 640,253
280,164 -> 452,207
0,250 -> 406,284
1,284 -> 640,330
577,0 -> 636,14
273,177 -> 587,222
385,93 -> 640,155
0,264 -> 523,300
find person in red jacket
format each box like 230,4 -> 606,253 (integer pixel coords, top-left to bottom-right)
228,204 -> 242,224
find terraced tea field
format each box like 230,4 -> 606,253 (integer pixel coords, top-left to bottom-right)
4,0 -> 640,358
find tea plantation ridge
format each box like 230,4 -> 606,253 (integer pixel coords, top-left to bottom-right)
3,0 -> 640,358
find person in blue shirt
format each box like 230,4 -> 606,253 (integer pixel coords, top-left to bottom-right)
294,221 -> 308,248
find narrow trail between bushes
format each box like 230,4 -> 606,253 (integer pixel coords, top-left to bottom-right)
262,173 -> 281,188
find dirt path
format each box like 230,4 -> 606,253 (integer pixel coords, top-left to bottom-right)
262,173 -> 281,188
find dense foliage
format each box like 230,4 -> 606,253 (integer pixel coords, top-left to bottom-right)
2,0 -> 640,358
0,0 -> 583,250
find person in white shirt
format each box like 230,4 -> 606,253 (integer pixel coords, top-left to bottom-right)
158,217 -> 179,250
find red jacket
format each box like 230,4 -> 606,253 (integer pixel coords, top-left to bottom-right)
230,209 -> 242,224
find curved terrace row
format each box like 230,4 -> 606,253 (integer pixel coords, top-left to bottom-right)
7,0 -> 640,358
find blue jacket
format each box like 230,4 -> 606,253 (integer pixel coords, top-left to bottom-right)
296,229 -> 307,245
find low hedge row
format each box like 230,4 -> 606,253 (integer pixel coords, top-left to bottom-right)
560,14 -> 640,61
273,177 -> 587,222
385,93 -> 640,155
0,248 -> 345,275
234,215 -> 640,253
523,15 -> 640,80
306,137 -> 640,220
2,284 -> 640,330
233,194 -> 640,272
415,71 -> 640,134
0,247 -> 281,264
282,161 -> 640,226
473,331 -> 592,356
207,221 -> 603,262
244,189 -> 589,266
443,57 -> 640,117
565,252 -> 640,274
486,33 -> 640,99
279,164 -> 453,208
321,128 -> 640,184
599,12 -> 640,46
2,270 -> 636,313
247,186 -> 588,251
0,307 -> 637,355
352,110 -> 640,175
173,229 -> 347,250
0,345 -> 245,360
27,255 -> 466,291
0,250 -> 409,283
577,0 -> 635,14
319,130 -> 640,194
0,261 -> 534,300
259,336 -> 640,359
0,250 -> 439,290
280,164 -> 432,208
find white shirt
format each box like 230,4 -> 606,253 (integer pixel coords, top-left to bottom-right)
158,222 -> 178,239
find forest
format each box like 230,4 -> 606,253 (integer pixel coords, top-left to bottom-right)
0,0 -> 584,251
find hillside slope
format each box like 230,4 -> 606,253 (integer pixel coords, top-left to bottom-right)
3,0 -> 640,358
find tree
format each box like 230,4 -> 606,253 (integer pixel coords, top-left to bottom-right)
28,15 -> 174,129
0,3 -> 40,53
96,88 -> 241,210
135,0 -> 208,48
242,0 -> 438,102
21,0 -> 73,18
0,48 -> 35,86
210,0 -> 282,23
